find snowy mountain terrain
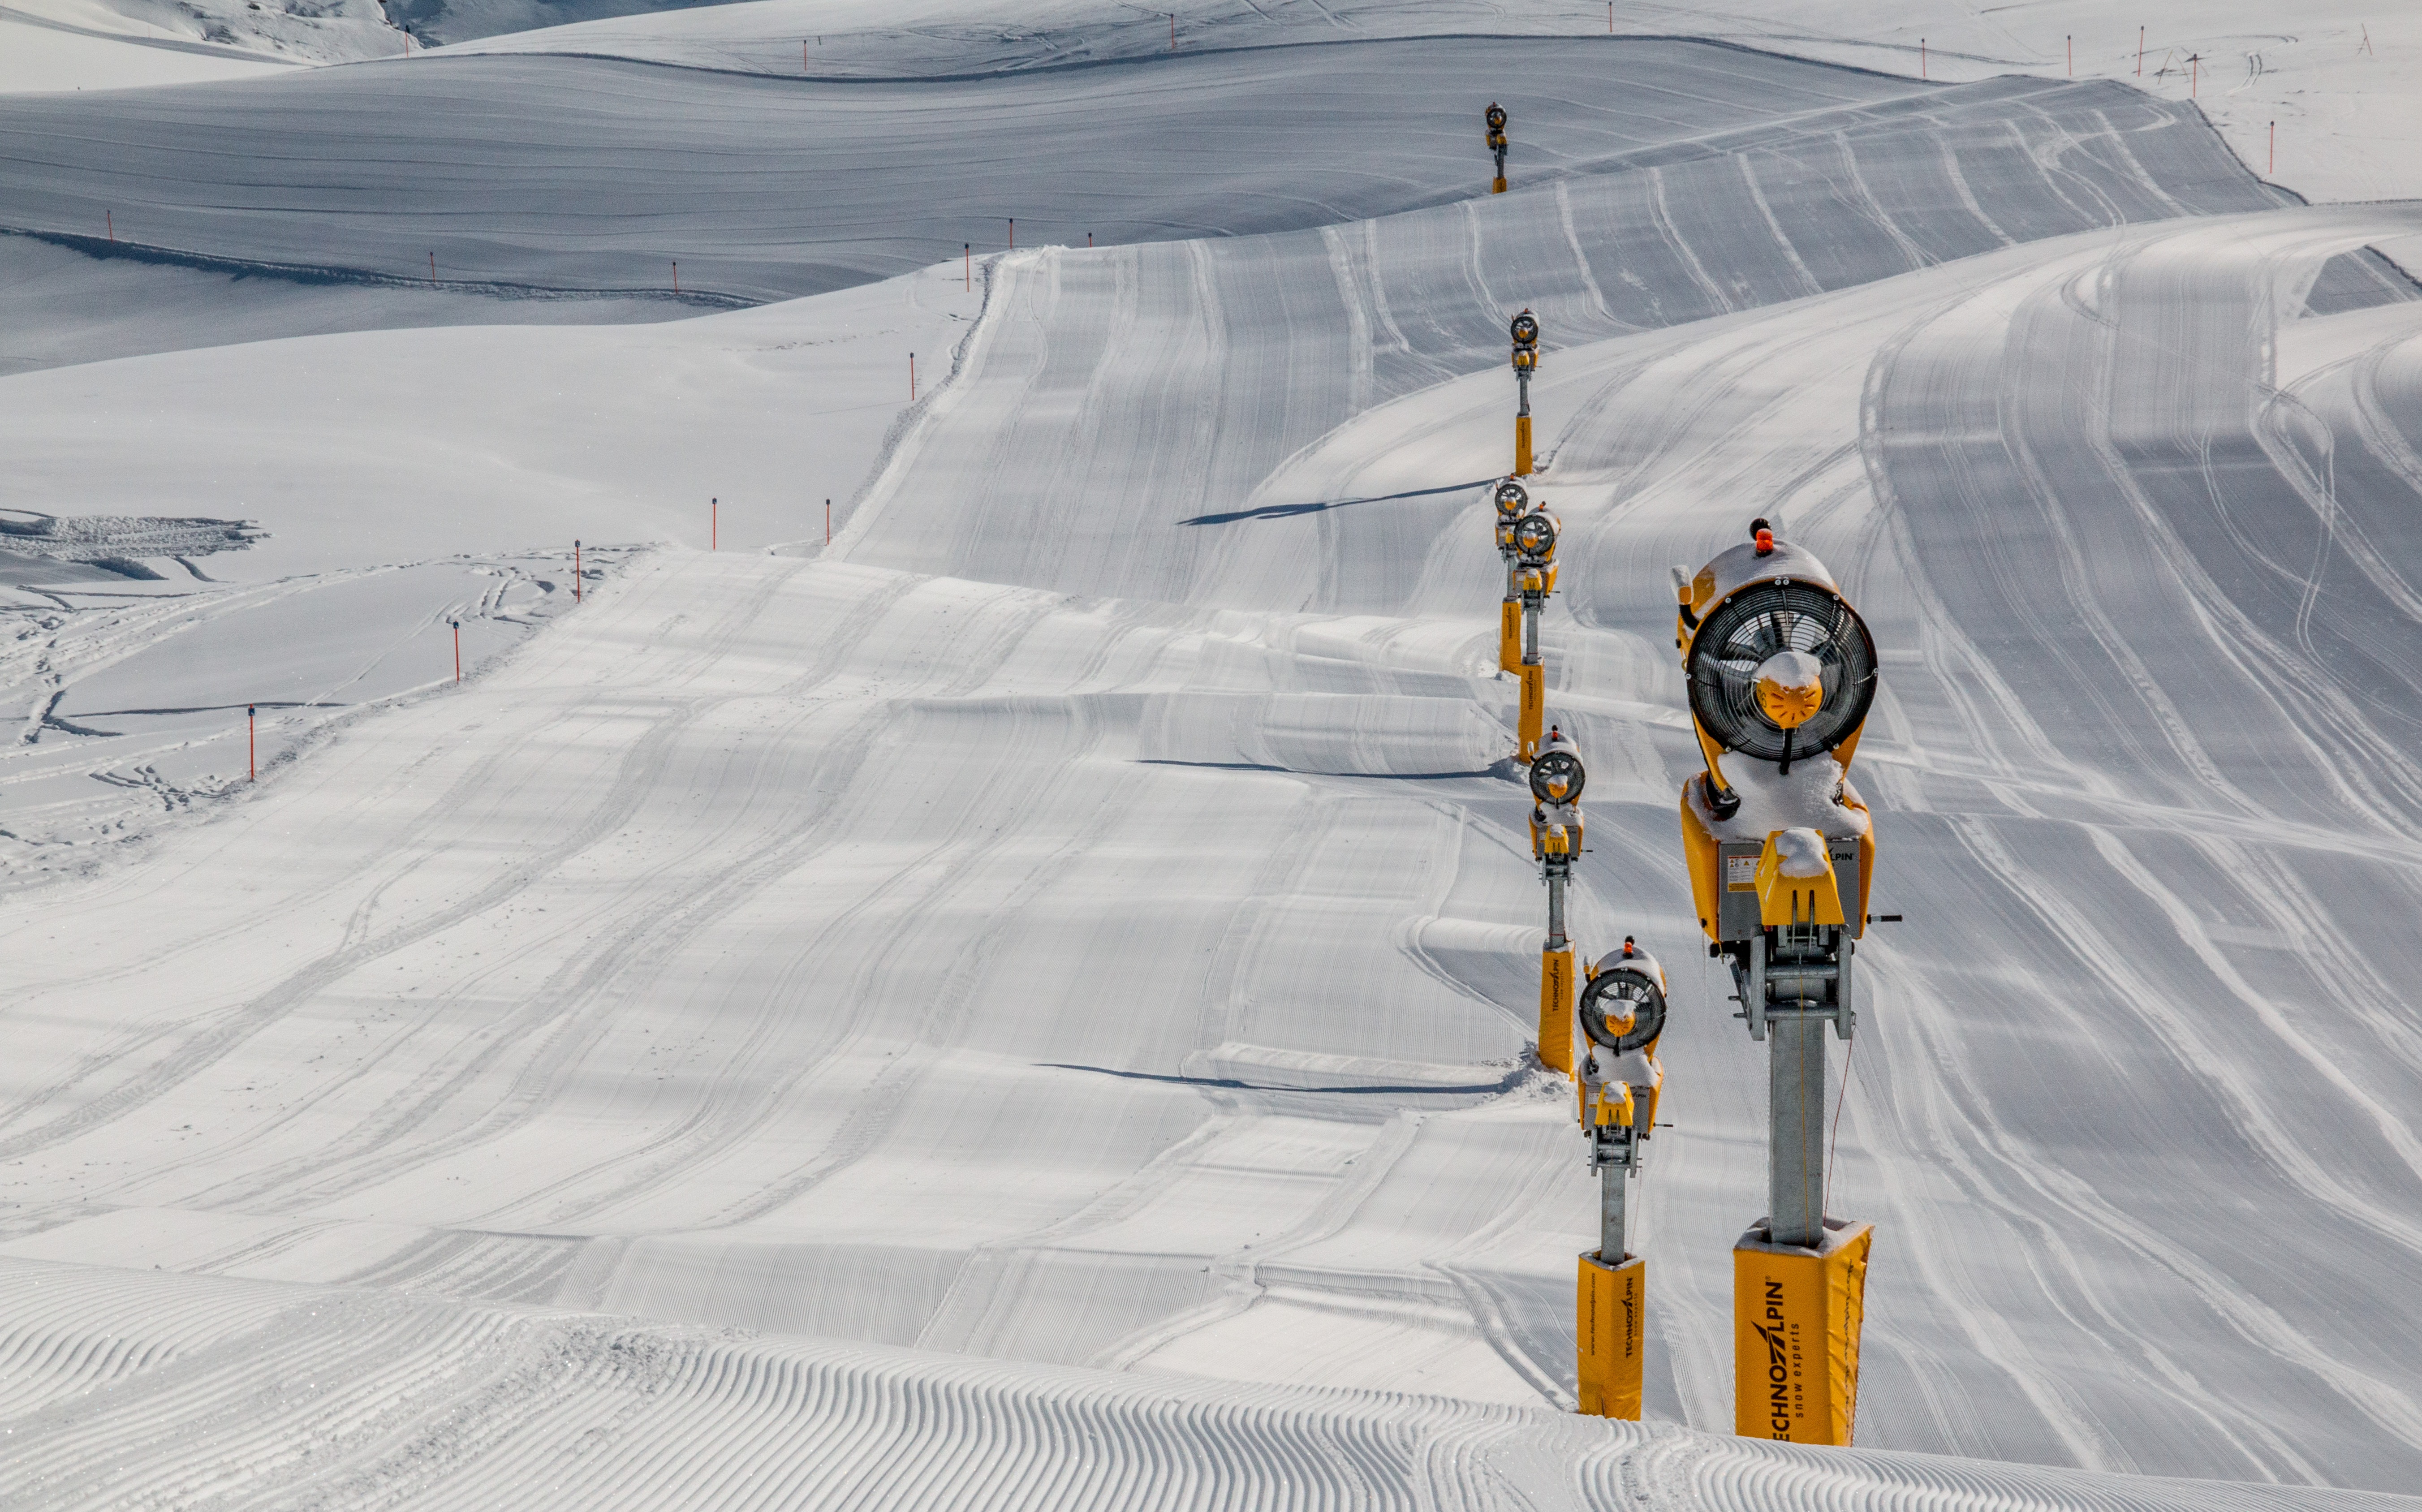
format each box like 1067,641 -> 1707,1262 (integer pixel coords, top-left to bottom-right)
4,4 -> 2422,1509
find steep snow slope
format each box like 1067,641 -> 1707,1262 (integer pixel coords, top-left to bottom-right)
1,533 -> 2415,1506
0,261 -> 974,870
446,0 -> 2422,208
0,36 -> 1943,371
837,74 -> 2310,603
0,233 -> 703,378
0,0 -> 396,71
5,14 -> 2422,1510
0,41 -> 1933,304
1222,201 -> 2422,1484
0,8 -> 292,93
7,34 -> 2337,377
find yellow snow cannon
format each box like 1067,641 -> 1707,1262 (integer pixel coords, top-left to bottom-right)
1671,517 -> 1879,1446
1495,479 -> 1530,672
1573,937 -> 1666,1421
1486,102 -> 1509,192
1509,310 -> 1540,475
1529,725 -> 1586,1073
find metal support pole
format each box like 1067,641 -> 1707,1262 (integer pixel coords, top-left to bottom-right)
1522,595 -> 1542,665
1599,1161 -> 1626,1262
1769,1017 -> 1827,1247
1545,868 -> 1567,951
1513,366 -> 1535,476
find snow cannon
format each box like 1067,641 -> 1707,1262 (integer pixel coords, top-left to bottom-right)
1510,310 -> 1541,477
1671,518 -> 1877,1447
1511,505 -> 1558,762
1574,937 -> 1666,1419
1494,480 -> 1530,672
1486,103 -> 1509,192
1528,726 -> 1586,1073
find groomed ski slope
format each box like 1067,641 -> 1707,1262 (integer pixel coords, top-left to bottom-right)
435,0 -> 2422,207
0,39 -> 2065,368
4,13 -> 2422,1511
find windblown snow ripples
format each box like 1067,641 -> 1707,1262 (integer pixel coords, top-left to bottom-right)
0,1256 -> 2400,1512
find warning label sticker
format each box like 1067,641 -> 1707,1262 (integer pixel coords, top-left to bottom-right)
1726,854 -> 1757,890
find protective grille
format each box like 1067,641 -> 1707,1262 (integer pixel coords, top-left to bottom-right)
1579,968 -> 1665,1055
1529,748 -> 1584,803
1685,580 -> 1877,763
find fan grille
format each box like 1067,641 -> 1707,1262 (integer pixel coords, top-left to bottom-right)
1529,749 -> 1584,803
1685,581 -> 1877,763
1512,514 -> 1556,559
1579,968 -> 1665,1055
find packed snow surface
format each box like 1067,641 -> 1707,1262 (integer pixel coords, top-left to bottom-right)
4,5 -> 2422,1510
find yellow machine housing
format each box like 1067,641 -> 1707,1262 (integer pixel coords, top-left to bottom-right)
1673,535 -> 1879,945
1681,792 -> 1872,945
1754,830 -> 1848,928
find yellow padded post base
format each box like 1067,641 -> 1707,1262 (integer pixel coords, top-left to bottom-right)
1539,945 -> 1573,1073
1514,413 -> 1533,477
1733,1219 -> 1874,1445
1500,597 -> 1521,672
1577,1251 -> 1645,1419
1493,176 -> 1508,194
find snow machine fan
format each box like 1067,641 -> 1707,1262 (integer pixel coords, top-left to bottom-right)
1685,580 -> 1876,775
1578,964 -> 1664,1055
1530,745 -> 1585,804
1510,311 -> 1539,348
1495,480 -> 1531,518
1511,512 -> 1557,562
1486,103 -> 1508,133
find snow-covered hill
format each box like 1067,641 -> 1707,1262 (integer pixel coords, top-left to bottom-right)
5,5 -> 2422,1509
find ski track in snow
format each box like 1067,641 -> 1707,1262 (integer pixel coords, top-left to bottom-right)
4,15 -> 2422,1511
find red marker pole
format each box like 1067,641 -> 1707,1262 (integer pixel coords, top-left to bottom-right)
2138,27 -> 2144,77
673,260 -> 681,294
2269,120 -> 2275,176
2191,53 -> 2198,98
453,620 -> 461,682
1008,217 -> 1014,249
826,498 -> 831,545
1921,37 -> 1926,80
1169,13 -> 1175,50
1087,231 -> 1094,248
574,538 -> 582,602
2067,35 -> 2072,75
910,352 -> 917,400
965,242 -> 971,289
712,497 -> 718,551
247,704 -> 255,780
106,211 -> 113,243
429,251 -> 437,287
